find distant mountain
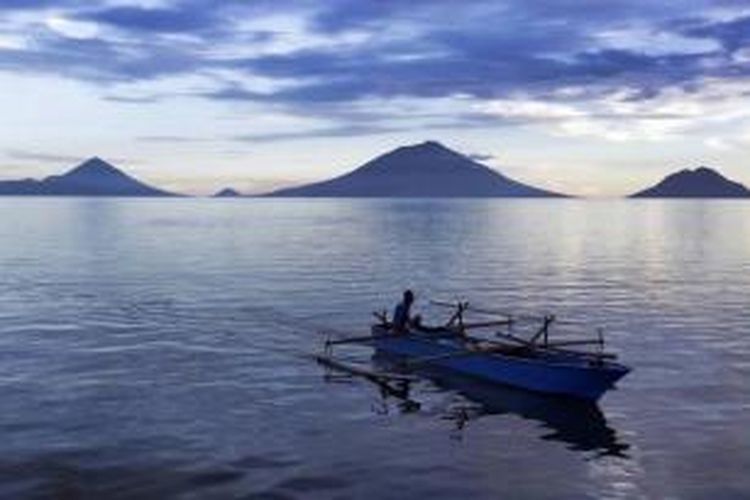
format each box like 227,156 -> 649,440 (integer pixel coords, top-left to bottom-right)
265,141 -> 566,197
213,187 -> 242,197
631,167 -> 750,198
0,157 -> 177,196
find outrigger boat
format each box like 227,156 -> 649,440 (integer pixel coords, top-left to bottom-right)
318,300 -> 630,401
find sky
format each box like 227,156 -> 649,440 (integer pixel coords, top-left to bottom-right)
1,0 -> 750,196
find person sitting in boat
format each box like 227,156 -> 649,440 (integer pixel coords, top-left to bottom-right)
392,289 -> 415,334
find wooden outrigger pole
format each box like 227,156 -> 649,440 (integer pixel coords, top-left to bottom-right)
316,329 -> 422,405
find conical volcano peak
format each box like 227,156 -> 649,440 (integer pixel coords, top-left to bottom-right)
413,140 -> 450,151
64,157 -> 126,178
392,140 -> 460,158
353,140 -> 478,178
266,141 -> 565,197
86,156 -> 106,164
10,157 -> 180,196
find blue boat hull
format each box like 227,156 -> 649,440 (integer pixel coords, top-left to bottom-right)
371,332 -> 630,401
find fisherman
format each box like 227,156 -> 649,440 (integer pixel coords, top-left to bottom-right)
392,289 -> 415,334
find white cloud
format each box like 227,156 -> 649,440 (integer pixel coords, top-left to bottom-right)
733,48 -> 750,64
229,14 -> 374,57
102,0 -> 172,7
705,137 -> 732,150
0,34 -> 26,50
464,77 -> 750,145
45,16 -> 101,40
594,27 -> 721,56
480,99 -> 584,120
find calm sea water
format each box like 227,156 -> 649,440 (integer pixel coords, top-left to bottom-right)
0,198 -> 748,499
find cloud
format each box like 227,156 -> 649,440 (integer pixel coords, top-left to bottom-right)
4,149 -> 84,164
0,0 -> 70,10
680,14 -> 750,51
81,6 -> 217,33
137,135 -> 212,143
103,94 -> 163,103
468,153 -> 495,162
1,0 -> 750,143
473,77 -> 750,142
705,137 -> 732,150
0,33 -> 25,50
3,149 -> 140,166
45,16 -> 100,40
480,99 -> 584,121
232,123 -> 404,143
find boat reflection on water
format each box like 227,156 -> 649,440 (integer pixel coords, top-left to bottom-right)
433,372 -> 629,458
370,357 -> 630,459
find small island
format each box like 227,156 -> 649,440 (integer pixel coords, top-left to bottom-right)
213,188 -> 243,198
630,167 -> 750,198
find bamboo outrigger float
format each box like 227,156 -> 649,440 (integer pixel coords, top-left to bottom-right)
317,300 -> 631,401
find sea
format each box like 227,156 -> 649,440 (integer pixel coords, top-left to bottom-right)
0,197 -> 748,499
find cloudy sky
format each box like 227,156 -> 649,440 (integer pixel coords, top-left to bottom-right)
1,0 -> 750,196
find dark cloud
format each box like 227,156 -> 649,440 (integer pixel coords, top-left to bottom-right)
310,0 -> 647,35
311,1 -> 416,33
82,6 -> 217,33
0,0 -> 77,10
228,112 -> 557,143
469,153 -> 495,162
103,94 -> 163,104
203,85 -> 265,101
680,15 -> 750,52
0,32 -> 202,83
232,124 -> 405,143
3,149 -> 136,166
4,150 -> 83,164
0,0 -> 746,125
221,45 -> 721,108
137,135 -> 213,143
73,0 -> 284,34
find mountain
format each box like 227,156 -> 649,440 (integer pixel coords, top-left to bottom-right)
213,187 -> 242,197
265,141 -> 566,197
631,167 -> 750,198
0,157 -> 177,196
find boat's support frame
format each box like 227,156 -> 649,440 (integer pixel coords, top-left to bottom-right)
315,299 -> 627,401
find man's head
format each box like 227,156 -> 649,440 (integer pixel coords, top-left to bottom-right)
403,289 -> 414,305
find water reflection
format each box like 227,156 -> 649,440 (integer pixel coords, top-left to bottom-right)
429,372 -> 629,459
361,358 -> 629,459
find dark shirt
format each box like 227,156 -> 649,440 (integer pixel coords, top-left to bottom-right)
392,301 -> 411,332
